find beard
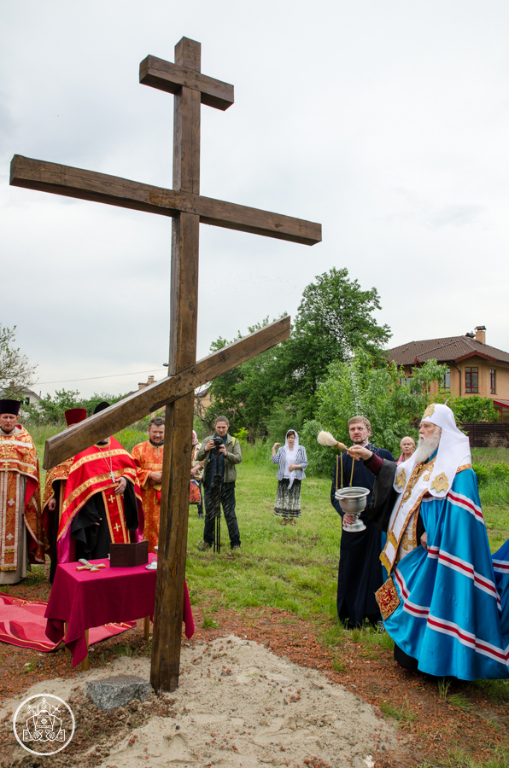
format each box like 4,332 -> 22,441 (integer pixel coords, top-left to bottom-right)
413,429 -> 441,464
150,438 -> 164,446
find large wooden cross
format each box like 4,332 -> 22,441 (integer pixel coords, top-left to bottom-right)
10,37 -> 321,692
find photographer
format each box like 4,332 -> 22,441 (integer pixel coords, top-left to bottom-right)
196,416 -> 242,553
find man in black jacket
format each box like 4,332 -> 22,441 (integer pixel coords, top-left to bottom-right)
331,416 -> 395,628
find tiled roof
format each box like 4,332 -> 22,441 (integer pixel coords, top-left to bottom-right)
386,336 -> 509,366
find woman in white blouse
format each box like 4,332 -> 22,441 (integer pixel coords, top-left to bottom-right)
271,430 -> 308,526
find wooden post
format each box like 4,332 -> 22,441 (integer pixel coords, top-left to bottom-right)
81,629 -> 89,671
150,38 -> 201,693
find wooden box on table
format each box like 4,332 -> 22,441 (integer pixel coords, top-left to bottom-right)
109,541 -> 149,568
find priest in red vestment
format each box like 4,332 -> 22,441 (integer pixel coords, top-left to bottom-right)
42,408 -> 87,581
0,399 -> 44,584
131,417 -> 164,554
57,402 -> 144,562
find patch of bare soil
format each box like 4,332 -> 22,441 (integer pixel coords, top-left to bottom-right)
1,576 -> 507,767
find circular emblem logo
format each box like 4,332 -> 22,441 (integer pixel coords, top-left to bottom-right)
13,694 -> 75,756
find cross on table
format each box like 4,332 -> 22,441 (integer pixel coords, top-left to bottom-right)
10,36 -> 321,692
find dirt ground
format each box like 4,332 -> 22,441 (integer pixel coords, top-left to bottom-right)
0,577 -> 508,768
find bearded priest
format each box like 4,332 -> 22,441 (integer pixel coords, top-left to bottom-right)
57,402 -> 144,563
131,416 -> 165,554
0,399 -> 44,584
350,403 -> 509,680
42,408 -> 87,581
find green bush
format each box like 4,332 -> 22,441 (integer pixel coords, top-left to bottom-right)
472,463 -> 490,486
490,462 -> 509,481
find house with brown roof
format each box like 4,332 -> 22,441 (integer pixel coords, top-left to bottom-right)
386,326 -> 509,422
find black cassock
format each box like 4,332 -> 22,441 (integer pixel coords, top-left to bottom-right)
71,480 -> 139,560
330,444 -> 395,628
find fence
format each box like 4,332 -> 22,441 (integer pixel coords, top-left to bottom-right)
460,422 -> 509,448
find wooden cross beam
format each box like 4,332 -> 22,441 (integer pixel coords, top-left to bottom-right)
43,316 -> 290,469
10,36 -> 321,693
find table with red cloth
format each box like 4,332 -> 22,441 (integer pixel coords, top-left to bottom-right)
44,555 -> 194,667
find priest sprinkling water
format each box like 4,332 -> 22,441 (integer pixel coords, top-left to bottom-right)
350,403 -> 509,680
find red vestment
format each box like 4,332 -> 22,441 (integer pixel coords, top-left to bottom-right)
42,457 -> 73,580
57,437 -> 143,562
131,440 -> 163,554
0,425 -> 44,581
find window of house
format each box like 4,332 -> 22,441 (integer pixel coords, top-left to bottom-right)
465,367 -> 478,393
441,367 -> 450,390
490,369 -> 496,394
24,397 -> 30,405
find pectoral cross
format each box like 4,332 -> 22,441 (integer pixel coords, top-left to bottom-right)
10,36 -> 321,692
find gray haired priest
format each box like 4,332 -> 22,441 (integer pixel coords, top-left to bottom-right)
350,403 -> 509,680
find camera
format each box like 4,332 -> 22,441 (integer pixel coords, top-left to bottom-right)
213,436 -> 223,450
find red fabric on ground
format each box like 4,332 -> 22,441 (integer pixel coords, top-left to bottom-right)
0,592 -> 135,652
44,555 -> 194,666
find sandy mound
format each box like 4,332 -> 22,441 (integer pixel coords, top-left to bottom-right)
1,634 -> 397,767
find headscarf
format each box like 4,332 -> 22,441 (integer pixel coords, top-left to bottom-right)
397,436 -> 415,464
283,429 -> 300,489
394,404 -> 471,499
192,430 -> 198,446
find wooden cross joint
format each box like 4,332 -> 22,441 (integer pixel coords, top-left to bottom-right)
140,50 -> 234,111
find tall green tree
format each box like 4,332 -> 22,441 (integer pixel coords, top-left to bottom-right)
301,352 -> 448,475
206,268 -> 392,435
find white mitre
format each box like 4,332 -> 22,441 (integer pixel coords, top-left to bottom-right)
394,403 -> 472,499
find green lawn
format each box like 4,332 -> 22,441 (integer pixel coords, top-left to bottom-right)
186,459 -> 339,619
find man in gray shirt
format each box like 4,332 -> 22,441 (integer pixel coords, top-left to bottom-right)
196,416 -> 242,553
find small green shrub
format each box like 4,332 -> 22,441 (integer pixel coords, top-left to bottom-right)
472,462 -> 489,486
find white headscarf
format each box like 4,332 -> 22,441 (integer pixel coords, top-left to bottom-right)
283,429 -> 300,489
394,403 -> 471,499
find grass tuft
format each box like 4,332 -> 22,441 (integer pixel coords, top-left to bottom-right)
380,697 -> 415,722
438,677 -> 452,700
202,614 -> 219,629
448,692 -> 473,711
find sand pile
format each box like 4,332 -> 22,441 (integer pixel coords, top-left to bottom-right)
1,634 -> 397,767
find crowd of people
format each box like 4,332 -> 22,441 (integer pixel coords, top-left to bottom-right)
1,396 -> 508,681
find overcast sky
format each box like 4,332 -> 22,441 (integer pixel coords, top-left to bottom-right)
2,1 -> 509,399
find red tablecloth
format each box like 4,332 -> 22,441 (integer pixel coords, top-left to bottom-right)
45,556 -> 194,666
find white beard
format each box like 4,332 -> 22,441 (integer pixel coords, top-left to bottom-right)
413,429 -> 441,464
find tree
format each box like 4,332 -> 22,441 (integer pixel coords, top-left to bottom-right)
206,268 -> 392,436
449,395 -> 499,423
301,352 -> 448,475
0,325 -> 37,396
205,319 -> 287,438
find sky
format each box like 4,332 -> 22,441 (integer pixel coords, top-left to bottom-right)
1,1 -> 509,399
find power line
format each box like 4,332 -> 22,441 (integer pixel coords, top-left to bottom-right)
35,367 -> 167,386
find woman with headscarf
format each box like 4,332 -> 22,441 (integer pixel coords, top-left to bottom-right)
271,430 -> 308,526
397,436 -> 415,464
